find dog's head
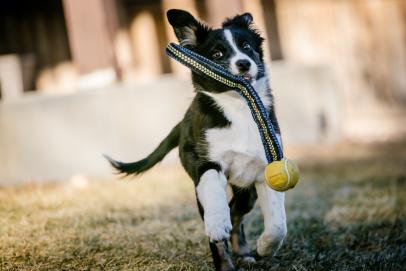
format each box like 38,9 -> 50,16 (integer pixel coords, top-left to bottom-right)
167,9 -> 265,92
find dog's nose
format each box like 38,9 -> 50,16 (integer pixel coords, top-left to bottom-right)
236,59 -> 251,72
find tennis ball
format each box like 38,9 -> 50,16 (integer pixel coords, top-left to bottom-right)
264,158 -> 300,192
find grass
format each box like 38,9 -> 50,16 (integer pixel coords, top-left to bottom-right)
0,140 -> 405,271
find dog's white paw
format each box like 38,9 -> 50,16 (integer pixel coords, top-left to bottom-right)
241,256 -> 256,263
204,211 -> 232,241
256,225 -> 287,256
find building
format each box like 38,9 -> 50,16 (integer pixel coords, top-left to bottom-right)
0,0 -> 277,93
0,0 -> 405,183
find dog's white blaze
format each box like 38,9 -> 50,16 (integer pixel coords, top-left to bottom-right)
196,169 -> 232,241
224,29 -> 258,79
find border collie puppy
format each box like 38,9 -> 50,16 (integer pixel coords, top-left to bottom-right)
106,9 -> 287,271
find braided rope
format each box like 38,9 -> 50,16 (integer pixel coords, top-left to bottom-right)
166,43 -> 283,163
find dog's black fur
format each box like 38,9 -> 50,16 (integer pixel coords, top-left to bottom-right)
106,9 -> 281,271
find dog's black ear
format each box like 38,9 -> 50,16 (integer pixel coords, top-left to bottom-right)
222,13 -> 253,29
167,9 -> 210,48
223,13 -> 264,57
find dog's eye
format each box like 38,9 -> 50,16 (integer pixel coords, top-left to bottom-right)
212,51 -> 223,60
242,42 -> 252,51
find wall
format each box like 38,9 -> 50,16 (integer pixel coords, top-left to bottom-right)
0,76 -> 193,185
0,66 -> 339,184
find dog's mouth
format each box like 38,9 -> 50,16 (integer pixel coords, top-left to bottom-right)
241,72 -> 253,83
230,68 -> 256,83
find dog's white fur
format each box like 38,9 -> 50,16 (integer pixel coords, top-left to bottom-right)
203,81 -> 270,187
196,169 -> 232,241
224,30 -> 258,78
255,180 -> 287,256
197,29 -> 287,254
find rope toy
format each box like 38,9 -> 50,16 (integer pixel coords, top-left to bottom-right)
166,43 -> 299,192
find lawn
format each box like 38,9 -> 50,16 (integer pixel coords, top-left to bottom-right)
0,140 -> 405,271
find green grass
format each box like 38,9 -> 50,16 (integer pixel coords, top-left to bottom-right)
0,140 -> 405,270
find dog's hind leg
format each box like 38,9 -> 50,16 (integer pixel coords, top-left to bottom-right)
229,185 -> 257,262
196,169 -> 234,271
209,240 -> 235,271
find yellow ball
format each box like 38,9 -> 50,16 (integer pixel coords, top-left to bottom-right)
264,158 -> 300,192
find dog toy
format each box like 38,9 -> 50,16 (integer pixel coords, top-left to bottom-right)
166,43 -> 299,192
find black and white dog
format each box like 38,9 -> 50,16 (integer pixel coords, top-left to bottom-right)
107,9 -> 287,271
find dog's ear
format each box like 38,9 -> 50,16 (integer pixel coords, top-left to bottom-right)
222,13 -> 253,29
223,13 -> 264,57
167,9 -> 210,48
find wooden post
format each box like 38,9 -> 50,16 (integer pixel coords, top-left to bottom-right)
0,55 -> 23,101
62,0 -> 118,77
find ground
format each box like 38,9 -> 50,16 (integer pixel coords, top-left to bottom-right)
0,140 -> 405,271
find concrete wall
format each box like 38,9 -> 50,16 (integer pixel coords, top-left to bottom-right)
271,61 -> 341,144
0,65 -> 339,185
0,76 -> 193,185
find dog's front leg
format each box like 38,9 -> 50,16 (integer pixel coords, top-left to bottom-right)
197,169 -> 232,242
254,180 -> 287,256
197,169 -> 234,271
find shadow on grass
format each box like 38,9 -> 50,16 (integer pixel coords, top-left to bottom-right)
240,142 -> 406,271
243,217 -> 406,271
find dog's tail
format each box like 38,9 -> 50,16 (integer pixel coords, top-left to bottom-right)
104,122 -> 181,176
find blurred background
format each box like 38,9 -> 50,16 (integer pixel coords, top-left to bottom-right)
0,0 -> 405,184
1,1 -> 405,270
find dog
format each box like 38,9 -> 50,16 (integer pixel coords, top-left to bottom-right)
106,9 -> 287,271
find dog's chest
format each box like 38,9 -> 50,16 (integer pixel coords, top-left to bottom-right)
204,89 -> 271,187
